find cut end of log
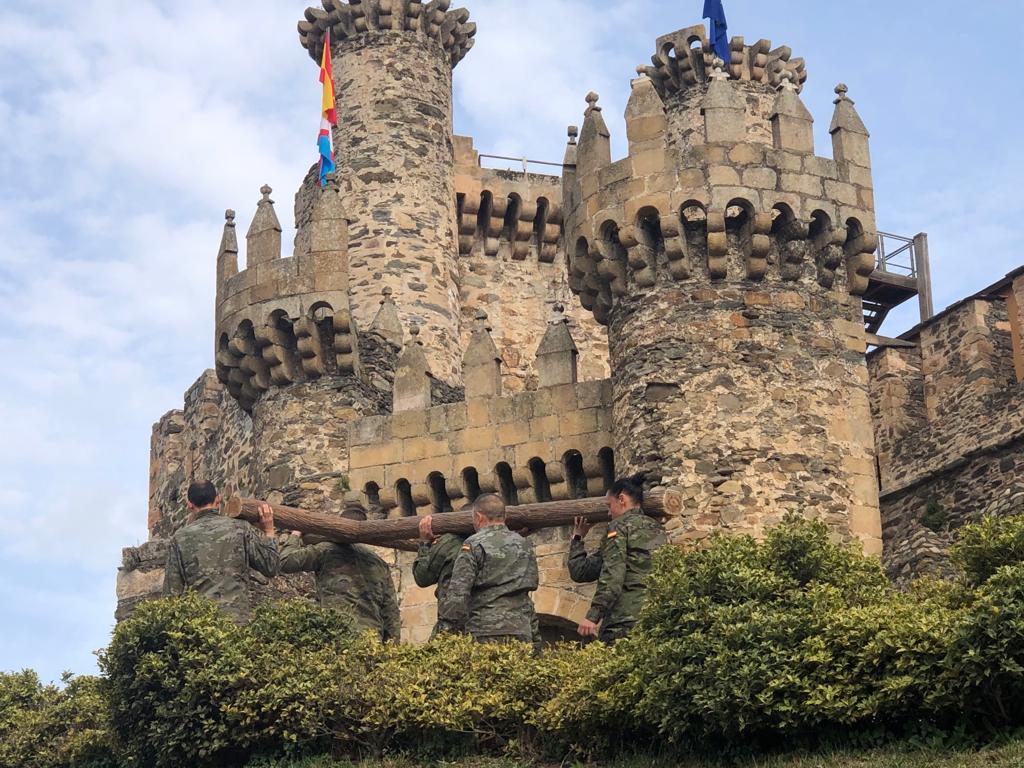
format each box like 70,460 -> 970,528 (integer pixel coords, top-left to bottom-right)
658,487 -> 684,518
226,497 -> 243,519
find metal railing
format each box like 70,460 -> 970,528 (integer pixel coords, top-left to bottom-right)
477,153 -> 565,174
876,231 -> 919,277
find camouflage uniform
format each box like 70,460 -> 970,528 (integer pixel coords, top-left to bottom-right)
413,533 -> 466,637
163,509 -> 280,624
438,524 -> 539,644
568,508 -> 667,642
279,536 -> 401,642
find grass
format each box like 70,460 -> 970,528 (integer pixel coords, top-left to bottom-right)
246,736 -> 1024,768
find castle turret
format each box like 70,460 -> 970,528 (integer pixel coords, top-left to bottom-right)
564,25 -> 881,553
299,0 -> 476,384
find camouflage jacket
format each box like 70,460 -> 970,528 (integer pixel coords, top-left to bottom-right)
438,524 -> 538,642
163,509 -> 279,624
568,508 -> 667,639
280,537 -> 401,642
412,533 -> 466,602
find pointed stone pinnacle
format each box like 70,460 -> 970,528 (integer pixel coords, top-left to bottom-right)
778,69 -> 798,92
225,209 -> 236,224
709,57 -> 729,81
834,83 -> 851,104
567,125 -> 579,144
380,286 -> 394,305
585,91 -> 601,113
259,184 -> 273,202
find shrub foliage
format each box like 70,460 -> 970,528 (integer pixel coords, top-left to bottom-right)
7,513 -> 1024,766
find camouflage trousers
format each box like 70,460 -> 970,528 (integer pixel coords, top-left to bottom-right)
598,623 -> 635,644
475,634 -> 532,646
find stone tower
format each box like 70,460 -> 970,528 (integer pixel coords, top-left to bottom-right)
563,26 -> 882,552
210,2 -> 477,513
298,0 -> 477,384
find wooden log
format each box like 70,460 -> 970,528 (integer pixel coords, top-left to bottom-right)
227,490 -> 683,547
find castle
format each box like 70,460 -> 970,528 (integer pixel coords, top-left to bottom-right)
116,1 -> 1024,638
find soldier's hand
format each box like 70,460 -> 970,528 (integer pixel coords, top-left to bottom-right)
257,502 -> 275,536
572,516 -> 593,539
577,619 -> 599,638
418,514 -> 435,542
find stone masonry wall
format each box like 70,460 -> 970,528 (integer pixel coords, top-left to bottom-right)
346,379 -> 614,641
870,288 -> 1024,581
453,136 -> 609,391
332,31 -> 462,383
149,372 -> 252,539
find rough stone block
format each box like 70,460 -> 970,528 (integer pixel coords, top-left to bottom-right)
403,436 -> 449,462
780,173 -> 823,197
391,410 -> 427,439
743,168 -> 778,189
467,398 -> 491,427
530,415 -> 561,441
560,408 -> 599,437
452,426 -> 497,454
350,438 -> 402,468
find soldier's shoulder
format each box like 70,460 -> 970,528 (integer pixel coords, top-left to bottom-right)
353,543 -> 387,565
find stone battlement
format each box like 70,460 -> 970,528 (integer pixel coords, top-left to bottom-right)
639,25 -> 807,99
298,0 -> 476,67
870,267 -> 1024,582
565,55 -> 876,325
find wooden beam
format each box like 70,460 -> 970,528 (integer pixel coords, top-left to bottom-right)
227,490 -> 683,547
866,332 -> 916,349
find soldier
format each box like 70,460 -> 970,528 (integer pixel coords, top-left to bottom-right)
437,494 -> 539,646
413,511 -> 467,637
163,480 -> 279,623
568,473 -> 667,643
279,501 -> 401,643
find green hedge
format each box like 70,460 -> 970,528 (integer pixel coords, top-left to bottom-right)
8,514 -> 1024,766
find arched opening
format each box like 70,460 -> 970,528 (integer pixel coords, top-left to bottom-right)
598,447 -> 616,492
364,482 -> 381,508
502,194 -> 522,241
428,472 -> 453,514
528,457 -> 552,503
563,450 -> 587,500
495,462 -> 519,506
461,467 -> 481,503
476,190 -> 493,242
395,479 -> 415,517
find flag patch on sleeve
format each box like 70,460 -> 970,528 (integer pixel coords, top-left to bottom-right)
607,531 -> 618,539
462,544 -> 471,551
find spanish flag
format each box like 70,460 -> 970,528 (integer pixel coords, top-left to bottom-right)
317,30 -> 337,187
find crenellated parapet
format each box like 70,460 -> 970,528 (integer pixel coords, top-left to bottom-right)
215,178 -> 358,412
637,24 -> 807,100
564,49 -> 877,327
453,137 -> 565,263
298,0 -> 476,67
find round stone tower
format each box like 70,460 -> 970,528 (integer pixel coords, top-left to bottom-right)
563,25 -> 882,552
299,0 -> 477,384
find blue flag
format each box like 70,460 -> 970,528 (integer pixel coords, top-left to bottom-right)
702,0 -> 730,65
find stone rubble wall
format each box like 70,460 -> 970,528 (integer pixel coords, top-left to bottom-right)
452,136 -> 609,392
870,283 -> 1024,581
333,31 -> 463,383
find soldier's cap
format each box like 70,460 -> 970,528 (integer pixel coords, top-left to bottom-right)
341,501 -> 368,522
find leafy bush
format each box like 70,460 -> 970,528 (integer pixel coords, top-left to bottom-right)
21,511 -> 1024,766
0,670 -> 119,768
951,513 -> 1024,587
540,516 -> 961,755
100,595 -> 359,768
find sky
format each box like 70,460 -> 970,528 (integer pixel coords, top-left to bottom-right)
0,0 -> 1021,684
